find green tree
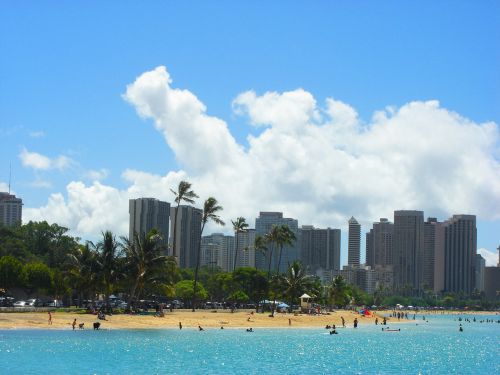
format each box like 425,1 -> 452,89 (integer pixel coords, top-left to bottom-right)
92,231 -> 122,311
192,197 -> 225,311
123,229 -> 176,308
23,262 -> 53,296
231,217 -> 248,272
275,225 -> 296,273
329,275 -> 350,308
233,267 -> 268,311
170,181 -> 198,261
278,261 -> 317,309
67,243 -> 99,306
0,255 -> 23,290
175,280 -> 208,302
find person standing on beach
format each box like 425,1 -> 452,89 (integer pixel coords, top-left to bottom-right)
341,316 -> 345,327
289,318 -> 291,326
72,319 -> 77,330
375,318 -> 378,325
353,318 -> 358,328
48,312 -> 52,325
179,322 -> 182,330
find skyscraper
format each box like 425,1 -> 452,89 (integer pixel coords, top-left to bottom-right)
201,233 -> 234,272
170,205 -> 202,268
423,217 -> 440,291
475,254 -> 485,292
0,192 -> 22,226
348,217 -> 360,266
442,214 -> 476,295
234,229 -> 256,269
366,218 -> 393,268
129,198 -> 170,249
393,210 -> 424,294
255,212 -> 299,273
300,225 -> 341,273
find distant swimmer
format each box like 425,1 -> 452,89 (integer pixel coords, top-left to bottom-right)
246,328 -> 253,332
383,317 -> 387,325
459,326 -> 463,332
353,318 -> 358,328
198,325 -> 204,331
330,329 -> 338,335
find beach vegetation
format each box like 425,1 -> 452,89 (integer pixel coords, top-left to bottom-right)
175,279 -> 208,302
231,217 -> 249,272
170,181 -> 199,261
192,197 -> 225,311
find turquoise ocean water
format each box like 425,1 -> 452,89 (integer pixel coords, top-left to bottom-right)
1,314 -> 499,374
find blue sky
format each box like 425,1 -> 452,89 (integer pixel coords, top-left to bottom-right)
1,1 -> 499,266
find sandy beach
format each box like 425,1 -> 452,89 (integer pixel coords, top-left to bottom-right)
0,310 -> 382,330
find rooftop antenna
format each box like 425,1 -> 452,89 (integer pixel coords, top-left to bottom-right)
8,163 -> 11,194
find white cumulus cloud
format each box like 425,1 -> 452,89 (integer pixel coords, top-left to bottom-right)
23,66 -> 500,241
19,148 -> 73,171
478,248 -> 498,267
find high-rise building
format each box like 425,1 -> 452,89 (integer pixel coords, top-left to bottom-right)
170,205 -> 202,268
255,212 -> 299,273
234,229 -> 256,269
422,217 -> 441,291
497,245 -> 500,267
201,233 -> 234,272
0,192 -> 22,226
442,215 -> 476,295
484,267 -> 500,300
392,210 -> 424,294
366,218 -> 393,268
475,254 -> 485,292
300,225 -> 341,274
129,198 -> 170,250
348,217 -> 360,266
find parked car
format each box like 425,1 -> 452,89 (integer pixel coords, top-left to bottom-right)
13,300 -> 28,307
26,298 -> 44,307
47,300 -> 64,307
0,297 -> 14,307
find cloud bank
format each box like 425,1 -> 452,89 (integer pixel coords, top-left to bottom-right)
25,66 -> 500,243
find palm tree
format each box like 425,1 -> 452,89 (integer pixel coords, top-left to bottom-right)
192,197 -> 225,311
92,231 -> 122,312
265,225 -> 280,280
170,181 -> 198,261
275,225 -> 296,273
329,275 -> 350,308
123,229 -> 176,309
231,217 -> 248,272
67,243 -> 99,307
279,261 -> 315,310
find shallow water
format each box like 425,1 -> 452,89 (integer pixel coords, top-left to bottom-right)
1,314 -> 499,374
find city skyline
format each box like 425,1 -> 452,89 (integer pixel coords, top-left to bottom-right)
1,2 -> 498,264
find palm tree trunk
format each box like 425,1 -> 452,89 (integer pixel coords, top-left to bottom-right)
192,222 -> 206,312
277,245 -> 284,273
128,278 -> 140,310
172,203 -> 180,261
233,231 -> 239,272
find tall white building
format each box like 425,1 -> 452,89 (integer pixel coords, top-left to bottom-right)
201,233 -> 234,272
234,229 -> 256,269
129,198 -> 170,250
0,192 -> 22,226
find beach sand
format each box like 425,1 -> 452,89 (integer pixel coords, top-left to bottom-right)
0,310 -> 381,330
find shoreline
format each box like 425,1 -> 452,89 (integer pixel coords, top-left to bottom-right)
0,310 -> 496,330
